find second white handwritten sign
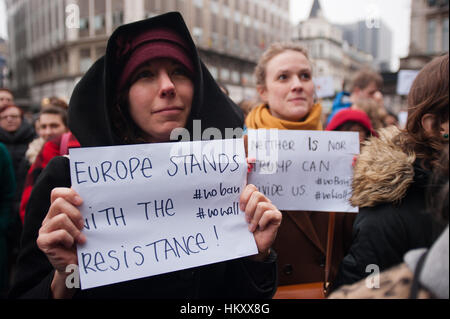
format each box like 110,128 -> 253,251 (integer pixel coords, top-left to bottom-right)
248,129 -> 359,213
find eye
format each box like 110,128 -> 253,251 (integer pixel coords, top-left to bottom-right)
299,72 -> 311,80
277,73 -> 288,81
135,70 -> 155,80
172,66 -> 191,78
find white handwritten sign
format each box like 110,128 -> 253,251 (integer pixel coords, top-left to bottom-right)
313,76 -> 335,99
248,129 -> 359,213
69,139 -> 257,290
396,70 -> 420,96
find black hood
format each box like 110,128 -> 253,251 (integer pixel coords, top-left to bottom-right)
68,12 -> 244,147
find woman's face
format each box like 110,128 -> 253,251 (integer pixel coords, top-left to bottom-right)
259,50 -> 315,122
128,58 -> 194,143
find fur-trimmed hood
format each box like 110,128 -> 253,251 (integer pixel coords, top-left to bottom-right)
25,137 -> 45,165
351,126 -> 419,208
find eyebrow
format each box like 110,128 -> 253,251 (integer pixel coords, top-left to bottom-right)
277,67 -> 311,73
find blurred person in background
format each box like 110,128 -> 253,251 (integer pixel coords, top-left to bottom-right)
20,107 -> 70,224
0,104 -> 35,296
329,144 -> 448,299
383,109 -> 400,128
331,54 -> 449,292
40,96 -> 68,111
25,107 -> 68,165
351,98 -> 386,131
0,89 -> 14,108
326,108 -> 377,146
327,68 -> 384,126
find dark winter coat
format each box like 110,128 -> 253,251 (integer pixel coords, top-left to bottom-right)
0,121 -> 35,211
0,142 -> 16,296
332,126 -> 434,290
9,12 -> 277,299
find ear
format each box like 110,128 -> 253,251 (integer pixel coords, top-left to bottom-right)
421,113 -> 436,136
256,85 -> 268,103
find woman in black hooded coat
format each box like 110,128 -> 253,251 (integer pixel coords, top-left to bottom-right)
10,12 -> 281,299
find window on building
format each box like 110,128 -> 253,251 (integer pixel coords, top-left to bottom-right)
234,39 -> 240,53
221,68 -> 230,81
193,27 -> 203,44
234,12 -> 241,24
241,72 -> 254,86
211,1 -> 219,14
96,47 -> 106,59
443,18 -> 449,52
234,22 -> 240,40
231,70 -> 240,83
244,26 -> 251,43
80,17 -> 89,31
427,19 -> 437,54
94,15 -> 105,30
79,17 -> 89,37
80,48 -> 92,73
209,65 -> 218,80
211,33 -> 219,48
113,11 -> 124,27
243,15 -> 251,27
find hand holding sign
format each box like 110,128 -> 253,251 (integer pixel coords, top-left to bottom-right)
240,184 -> 281,262
36,187 -> 85,298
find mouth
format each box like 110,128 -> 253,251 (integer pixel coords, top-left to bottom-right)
152,106 -> 185,115
288,97 -> 307,102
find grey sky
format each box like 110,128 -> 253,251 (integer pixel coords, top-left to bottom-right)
0,0 -> 6,39
290,0 -> 412,71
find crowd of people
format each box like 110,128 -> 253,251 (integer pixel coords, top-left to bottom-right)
0,12 -> 448,300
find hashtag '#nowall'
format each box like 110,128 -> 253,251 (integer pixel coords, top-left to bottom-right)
196,208 -> 206,219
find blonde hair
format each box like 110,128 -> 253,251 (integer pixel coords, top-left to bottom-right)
254,42 -> 312,87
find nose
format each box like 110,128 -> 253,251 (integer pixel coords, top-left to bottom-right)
158,71 -> 176,99
42,127 -> 52,140
291,76 -> 303,92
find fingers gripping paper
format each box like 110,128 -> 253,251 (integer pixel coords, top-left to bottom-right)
69,139 -> 257,290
